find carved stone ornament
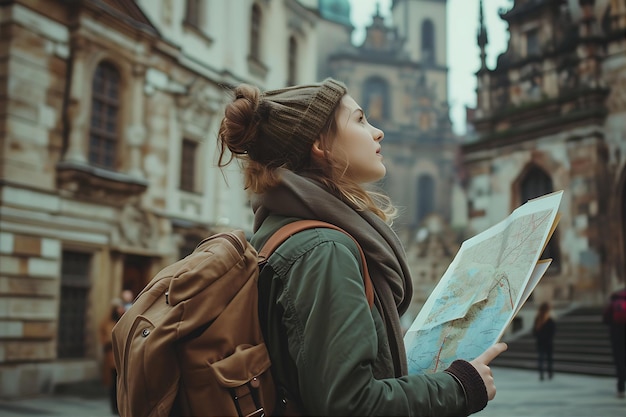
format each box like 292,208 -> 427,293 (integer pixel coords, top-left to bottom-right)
177,80 -> 221,130
117,203 -> 158,249
606,71 -> 626,112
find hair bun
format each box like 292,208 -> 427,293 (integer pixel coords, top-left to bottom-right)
219,84 -> 261,155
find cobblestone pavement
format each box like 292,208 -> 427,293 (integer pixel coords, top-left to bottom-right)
476,367 -> 625,417
0,367 -> 624,416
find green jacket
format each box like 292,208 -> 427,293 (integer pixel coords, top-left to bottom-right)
252,216 -> 470,416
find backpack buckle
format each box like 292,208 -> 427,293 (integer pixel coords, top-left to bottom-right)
231,377 -> 265,417
244,409 -> 265,417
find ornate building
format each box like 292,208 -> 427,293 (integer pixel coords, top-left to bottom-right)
315,0 -> 463,323
0,0 -> 460,398
0,0 -> 320,398
321,0 -> 461,240
464,0 -> 626,306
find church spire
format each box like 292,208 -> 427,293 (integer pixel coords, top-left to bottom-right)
477,0 -> 489,70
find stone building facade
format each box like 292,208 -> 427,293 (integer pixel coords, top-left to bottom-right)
464,0 -> 626,307
0,0 -> 321,398
322,0 -> 460,240
315,1 -> 462,323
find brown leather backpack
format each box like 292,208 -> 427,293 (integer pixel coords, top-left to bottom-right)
111,220 -> 373,417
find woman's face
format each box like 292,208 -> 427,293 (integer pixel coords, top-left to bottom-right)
331,95 -> 385,184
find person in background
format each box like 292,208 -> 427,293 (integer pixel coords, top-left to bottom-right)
533,301 -> 557,381
216,77 -> 507,416
100,298 -> 126,414
120,289 -> 134,312
602,287 -> 626,398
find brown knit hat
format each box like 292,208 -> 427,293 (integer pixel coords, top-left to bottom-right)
249,77 -> 347,169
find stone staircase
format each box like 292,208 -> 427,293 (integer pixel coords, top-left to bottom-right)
492,306 -> 615,376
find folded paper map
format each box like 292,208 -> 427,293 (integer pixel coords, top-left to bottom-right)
404,190 -> 563,374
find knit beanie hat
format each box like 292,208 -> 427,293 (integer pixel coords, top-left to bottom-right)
249,77 -> 347,169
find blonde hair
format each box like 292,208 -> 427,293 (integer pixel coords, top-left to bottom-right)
218,83 -> 398,223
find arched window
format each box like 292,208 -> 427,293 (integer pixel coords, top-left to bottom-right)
520,166 -> 560,270
421,19 -> 435,64
416,174 -> 435,225
89,61 -> 120,170
363,77 -> 389,122
288,36 -> 297,86
520,166 -> 552,203
250,4 -> 262,60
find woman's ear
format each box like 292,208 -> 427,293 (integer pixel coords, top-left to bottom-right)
310,139 -> 325,159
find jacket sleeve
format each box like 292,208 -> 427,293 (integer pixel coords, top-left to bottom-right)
276,237 -> 475,416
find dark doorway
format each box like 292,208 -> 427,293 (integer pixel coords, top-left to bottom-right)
122,255 -> 151,300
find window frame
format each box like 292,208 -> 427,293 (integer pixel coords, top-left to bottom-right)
363,76 -> 391,122
184,0 -> 203,28
421,19 -> 435,64
180,138 -> 199,193
57,250 -> 92,359
287,35 -> 298,86
88,61 -> 121,171
250,4 -> 262,60
416,174 -> 435,226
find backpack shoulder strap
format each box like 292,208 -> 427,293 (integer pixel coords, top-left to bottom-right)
259,220 -> 374,308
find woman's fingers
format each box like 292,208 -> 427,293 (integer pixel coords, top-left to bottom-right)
470,343 -> 508,401
476,342 -> 508,365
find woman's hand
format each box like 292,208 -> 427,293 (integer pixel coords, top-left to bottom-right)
470,343 -> 508,400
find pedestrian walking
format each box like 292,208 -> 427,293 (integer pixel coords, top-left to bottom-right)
602,287 -> 626,398
99,298 -> 125,415
217,77 -> 507,416
533,301 -> 556,381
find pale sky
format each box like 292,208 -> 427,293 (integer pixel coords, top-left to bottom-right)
349,0 -> 513,135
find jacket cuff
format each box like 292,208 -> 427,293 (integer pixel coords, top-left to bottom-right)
444,359 -> 488,415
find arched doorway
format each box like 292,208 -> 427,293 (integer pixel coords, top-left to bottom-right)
122,255 -> 152,301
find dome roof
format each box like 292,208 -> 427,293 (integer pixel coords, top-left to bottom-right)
319,0 -> 352,26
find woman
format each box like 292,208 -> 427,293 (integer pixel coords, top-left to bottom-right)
533,301 -> 556,381
217,78 -> 507,416
602,288 -> 626,398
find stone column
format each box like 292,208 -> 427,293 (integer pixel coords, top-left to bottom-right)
62,37 -> 89,164
125,64 -> 147,179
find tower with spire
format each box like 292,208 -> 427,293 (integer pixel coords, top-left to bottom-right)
319,0 -> 458,241
477,0 -> 489,71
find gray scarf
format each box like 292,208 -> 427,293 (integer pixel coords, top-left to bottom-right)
252,169 -> 413,376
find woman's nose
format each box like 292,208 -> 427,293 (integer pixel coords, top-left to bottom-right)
373,126 -> 384,141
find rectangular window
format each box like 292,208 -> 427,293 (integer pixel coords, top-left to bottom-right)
89,63 -> 120,170
185,0 -> 202,28
57,251 -> 91,359
526,28 -> 540,56
250,5 -> 261,60
288,36 -> 297,86
180,139 -> 197,192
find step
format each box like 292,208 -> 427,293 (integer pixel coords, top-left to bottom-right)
508,339 -> 611,352
492,359 -> 615,377
493,306 -> 616,377
499,351 -> 614,365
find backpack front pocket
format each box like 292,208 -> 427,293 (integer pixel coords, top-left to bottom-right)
122,315 -> 178,417
180,343 -> 276,417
